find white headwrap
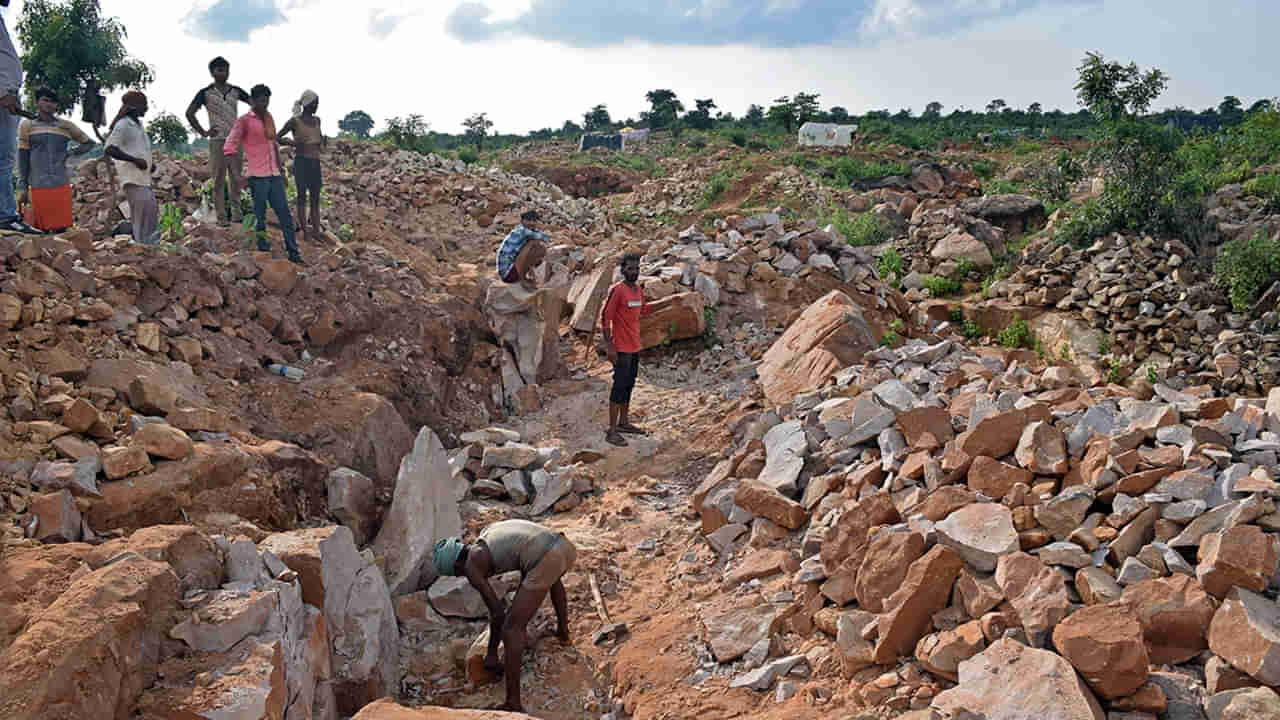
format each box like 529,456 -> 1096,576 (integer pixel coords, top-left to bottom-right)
293,89 -> 318,118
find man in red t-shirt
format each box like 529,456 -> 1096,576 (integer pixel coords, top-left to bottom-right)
599,253 -> 652,447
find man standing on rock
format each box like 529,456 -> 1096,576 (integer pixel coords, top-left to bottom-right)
600,252 -> 652,447
496,210 -> 549,288
225,84 -> 302,264
433,519 -> 577,713
186,57 -> 249,226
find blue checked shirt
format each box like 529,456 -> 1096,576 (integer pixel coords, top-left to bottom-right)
496,225 -> 550,279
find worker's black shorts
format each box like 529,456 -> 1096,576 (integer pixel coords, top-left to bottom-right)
293,156 -> 322,193
610,352 -> 639,405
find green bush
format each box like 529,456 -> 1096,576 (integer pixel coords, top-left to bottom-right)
688,136 -> 709,151
880,331 -> 900,347
922,275 -> 962,297
729,131 -> 747,147
997,318 -> 1033,348
458,147 -> 478,164
877,248 -> 904,282
984,179 -> 1021,195
1244,172 -> 1280,211
831,209 -> 893,246
961,319 -> 983,340
1214,230 -> 1280,312
701,171 -> 731,207
970,159 -> 999,179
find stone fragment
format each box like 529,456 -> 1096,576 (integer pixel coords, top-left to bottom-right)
995,551 -> 1071,647
1036,486 -> 1096,541
1052,603 -> 1150,698
1205,655 -> 1261,694
936,503 -> 1020,572
327,467 -> 378,546
481,443 -> 539,470
1015,421 -> 1070,475
1077,567 -> 1123,606
855,530 -> 925,613
101,444 -> 151,480
916,621 -> 986,682
703,604 -> 778,663
135,423 -> 194,460
31,489 -> 81,543
968,456 -> 1032,500
529,469 -> 571,515
1204,687 -> 1280,720
1208,587 -> 1280,686
1196,525 -> 1278,599
959,408 -> 1033,460
954,568 -> 1004,618
873,545 -> 964,664
931,638 -> 1105,720
757,291 -> 878,405
735,479 -> 807,530
758,421 -> 806,495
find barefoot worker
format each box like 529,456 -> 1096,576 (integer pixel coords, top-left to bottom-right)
599,252 -> 652,447
103,91 -> 157,245
434,520 -> 576,713
495,209 -> 549,289
277,89 -> 325,242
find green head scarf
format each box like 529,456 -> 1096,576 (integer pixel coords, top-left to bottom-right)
433,537 -> 464,577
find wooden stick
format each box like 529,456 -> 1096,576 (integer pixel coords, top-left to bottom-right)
588,573 -> 611,625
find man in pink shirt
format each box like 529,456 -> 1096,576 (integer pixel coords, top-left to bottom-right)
224,84 -> 301,264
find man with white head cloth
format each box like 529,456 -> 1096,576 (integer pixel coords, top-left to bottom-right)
277,89 -> 325,242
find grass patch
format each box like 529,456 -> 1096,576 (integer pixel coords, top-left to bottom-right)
701,171 -> 732,208
997,318 -> 1033,349
922,275 -> 962,297
877,248 -> 905,285
831,208 -> 893,246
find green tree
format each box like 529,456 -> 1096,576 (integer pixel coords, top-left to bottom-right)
463,112 -> 493,150
1027,102 -> 1043,116
338,110 -> 375,138
922,101 -> 943,119
583,104 -> 611,132
829,106 -> 851,123
560,119 -> 582,136
767,96 -> 795,133
1249,99 -> 1275,115
16,0 -> 153,114
985,98 -> 1007,114
684,98 -> 717,130
793,92 -> 821,125
381,114 -> 431,153
1073,51 -> 1167,121
1218,96 -> 1245,127
146,111 -> 188,152
743,104 -> 765,126
643,88 -> 683,130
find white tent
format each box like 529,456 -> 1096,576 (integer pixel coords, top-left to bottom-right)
798,122 -> 857,147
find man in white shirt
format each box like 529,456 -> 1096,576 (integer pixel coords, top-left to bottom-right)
104,91 -> 156,244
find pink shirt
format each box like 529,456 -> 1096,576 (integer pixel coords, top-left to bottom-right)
223,112 -> 281,177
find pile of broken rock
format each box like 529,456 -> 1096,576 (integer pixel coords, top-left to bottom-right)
688,291 -> 1280,719
450,426 -> 594,516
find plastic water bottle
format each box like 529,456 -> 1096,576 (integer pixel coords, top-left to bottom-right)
265,363 -> 304,382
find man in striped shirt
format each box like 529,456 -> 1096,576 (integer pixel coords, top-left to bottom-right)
495,210 -> 548,288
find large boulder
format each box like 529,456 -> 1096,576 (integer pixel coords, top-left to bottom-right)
567,262 -> 614,332
931,638 -> 1104,720
874,545 -> 964,664
638,291 -> 706,350
484,283 -> 564,412
931,231 -> 994,268
960,194 -> 1047,236
1121,575 -> 1217,665
259,526 -> 398,714
0,554 -> 180,720
1208,587 -> 1280,686
373,427 -> 462,596
757,290 -> 878,406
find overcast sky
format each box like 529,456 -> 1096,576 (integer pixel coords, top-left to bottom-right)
2,0 -> 1275,136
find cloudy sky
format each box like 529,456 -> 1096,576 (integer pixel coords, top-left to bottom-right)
1,0 -> 1274,136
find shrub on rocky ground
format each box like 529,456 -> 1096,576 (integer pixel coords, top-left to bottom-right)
833,209 -> 893,247
1214,230 -> 1280,312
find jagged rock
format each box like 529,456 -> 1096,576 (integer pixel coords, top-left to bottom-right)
485,284 -> 564,412
135,422 -> 194,460
638,291 -> 706,349
1015,421 -> 1069,475
931,638 -> 1104,720
916,620 -> 986,682
327,467 -> 378,546
936,503 -> 1020,572
758,421 -> 806,495
351,699 -> 536,719
758,290 -> 878,406
30,490 -> 80,543
1208,587 -> 1280,686
1196,525 -> 1278,599
567,263 -> 614,332
529,469 -> 572,515
967,456 -> 1031,500
170,589 -> 276,653
873,545 -> 964,664
735,479 -> 807,530
995,551 -> 1071,647
1205,688 -> 1280,720
101,444 -> 152,480
1052,604 -> 1150,699
373,427 -> 462,596
855,530 -> 926,613
703,603 -> 778,663
259,525 -> 397,714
